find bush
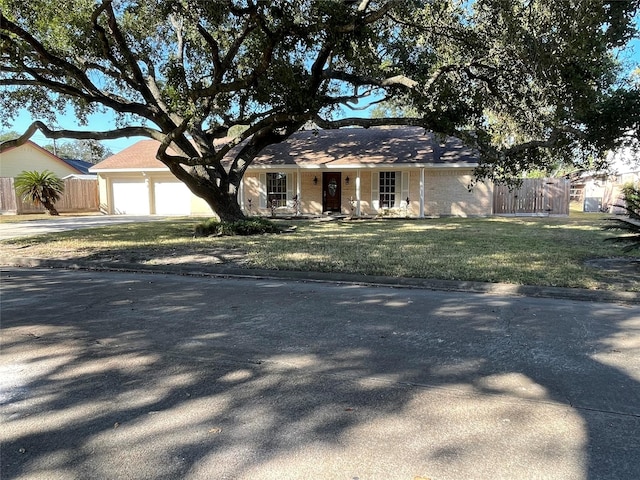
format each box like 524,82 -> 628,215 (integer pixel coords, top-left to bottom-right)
194,217 -> 283,237
605,183 -> 640,252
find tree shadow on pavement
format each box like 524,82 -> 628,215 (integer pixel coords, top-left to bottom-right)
1,268 -> 639,479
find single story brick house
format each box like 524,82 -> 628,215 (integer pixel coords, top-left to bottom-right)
90,127 -> 493,217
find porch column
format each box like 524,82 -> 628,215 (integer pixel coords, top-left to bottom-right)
356,169 -> 361,216
419,167 -> 425,218
107,177 -> 115,215
296,168 -> 301,215
145,174 -> 154,215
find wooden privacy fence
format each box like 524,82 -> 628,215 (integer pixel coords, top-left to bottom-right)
0,177 -> 99,214
493,178 -> 570,216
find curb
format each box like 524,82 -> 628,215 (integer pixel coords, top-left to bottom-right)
2,256 -> 638,305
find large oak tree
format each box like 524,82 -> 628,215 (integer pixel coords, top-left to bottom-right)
1,0 -> 638,221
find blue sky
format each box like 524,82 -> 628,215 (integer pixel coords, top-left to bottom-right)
4,34 -> 639,155
6,109 -> 147,154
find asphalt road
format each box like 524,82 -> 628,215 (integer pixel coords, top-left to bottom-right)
1,267 -> 639,480
0,215 -> 171,240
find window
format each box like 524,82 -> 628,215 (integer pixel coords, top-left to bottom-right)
379,171 -> 396,208
372,171 -> 409,211
267,172 -> 287,208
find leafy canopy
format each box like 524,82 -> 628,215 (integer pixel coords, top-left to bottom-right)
1,0 -> 638,219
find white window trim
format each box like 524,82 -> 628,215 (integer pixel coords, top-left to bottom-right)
260,172 -> 294,209
372,171 -> 409,211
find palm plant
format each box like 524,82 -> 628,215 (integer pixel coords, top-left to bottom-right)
605,184 -> 640,252
14,170 -> 65,216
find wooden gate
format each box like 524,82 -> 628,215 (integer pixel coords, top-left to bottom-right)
493,178 -> 570,216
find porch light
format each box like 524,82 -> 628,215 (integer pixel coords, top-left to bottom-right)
345,176 -> 350,185
313,176 -> 318,185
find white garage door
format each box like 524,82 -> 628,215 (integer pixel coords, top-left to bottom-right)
154,181 -> 192,215
112,180 -> 150,215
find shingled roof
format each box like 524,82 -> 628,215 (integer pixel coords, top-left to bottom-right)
91,127 -> 477,171
252,127 -> 477,166
61,158 -> 95,174
90,140 -> 168,170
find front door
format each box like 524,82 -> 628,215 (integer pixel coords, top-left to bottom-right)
322,172 -> 342,213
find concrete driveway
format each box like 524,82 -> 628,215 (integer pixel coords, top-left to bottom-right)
1,267 -> 639,479
0,215 -> 172,240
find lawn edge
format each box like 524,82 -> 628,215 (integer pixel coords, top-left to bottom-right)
2,255 -> 638,305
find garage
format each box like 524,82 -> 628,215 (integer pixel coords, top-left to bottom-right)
154,181 -> 192,215
111,179 -> 150,215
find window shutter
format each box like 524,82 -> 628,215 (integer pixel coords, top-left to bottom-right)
371,172 -> 379,211
400,171 -> 410,208
259,173 -> 267,208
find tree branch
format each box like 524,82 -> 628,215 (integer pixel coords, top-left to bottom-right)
100,1 -> 155,105
228,119 -> 307,184
1,9 -> 158,120
0,12 -> 106,99
0,121 -> 163,153
90,1 -> 134,88
195,18 -> 273,98
501,126 -> 587,156
324,69 -> 418,90
336,0 -> 397,33
313,116 -> 433,130
358,0 -> 374,12
196,23 -> 223,82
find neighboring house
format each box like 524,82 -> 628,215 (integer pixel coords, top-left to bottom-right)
573,145 -> 640,213
0,140 -> 85,178
0,140 -> 99,214
90,127 -> 493,217
60,158 -> 96,176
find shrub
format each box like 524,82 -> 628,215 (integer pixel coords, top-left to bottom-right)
14,170 -> 64,215
605,183 -> 640,252
194,217 -> 283,237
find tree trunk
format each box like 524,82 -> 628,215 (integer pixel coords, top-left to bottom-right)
164,161 -> 247,222
42,201 -> 60,215
207,193 -> 246,222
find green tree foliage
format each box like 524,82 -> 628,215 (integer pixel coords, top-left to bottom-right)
43,139 -> 113,163
369,101 -> 418,120
0,130 -> 20,142
1,0 -> 638,221
14,170 -> 65,215
605,184 -> 640,252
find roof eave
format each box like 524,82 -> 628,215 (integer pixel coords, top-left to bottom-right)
89,167 -> 170,173
246,162 -> 477,170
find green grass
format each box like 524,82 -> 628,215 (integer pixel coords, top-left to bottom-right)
2,213 -> 638,291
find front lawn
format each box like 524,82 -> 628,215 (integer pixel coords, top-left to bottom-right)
1,213 -> 638,291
